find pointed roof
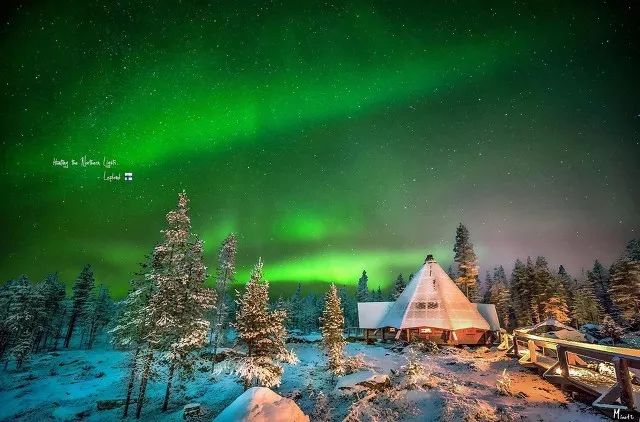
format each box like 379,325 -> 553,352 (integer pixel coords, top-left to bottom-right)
378,257 -> 490,330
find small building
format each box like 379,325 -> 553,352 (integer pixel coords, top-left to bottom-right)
357,254 -> 500,345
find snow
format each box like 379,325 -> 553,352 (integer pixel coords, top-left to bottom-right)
213,387 -> 309,422
334,370 -> 389,395
357,302 -> 394,329
0,339 -> 610,421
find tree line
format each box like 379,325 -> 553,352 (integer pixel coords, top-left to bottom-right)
0,267 -> 113,369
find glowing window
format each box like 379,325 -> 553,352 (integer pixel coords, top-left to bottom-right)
388,328 -> 396,332
419,328 -> 432,334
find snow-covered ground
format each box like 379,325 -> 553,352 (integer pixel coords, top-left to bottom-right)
0,339 -> 608,421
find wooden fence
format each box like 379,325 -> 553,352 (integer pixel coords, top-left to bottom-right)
507,330 -> 640,419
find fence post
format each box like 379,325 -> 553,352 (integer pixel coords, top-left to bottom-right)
557,345 -> 569,378
613,357 -> 635,410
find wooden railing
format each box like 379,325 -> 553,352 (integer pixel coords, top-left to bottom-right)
507,330 -> 640,419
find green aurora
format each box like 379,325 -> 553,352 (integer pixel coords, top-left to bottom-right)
1,1 -> 639,297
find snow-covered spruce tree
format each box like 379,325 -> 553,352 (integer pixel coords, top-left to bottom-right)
510,259 -> 533,327
338,287 -> 357,328
392,273 -> 406,300
356,270 -> 369,302
5,275 -> 44,369
110,257 -> 155,418
0,280 -> 15,363
571,280 -> 602,328
557,265 -> 576,313
233,258 -> 297,389
84,285 -> 112,349
210,233 -> 237,363
301,293 -> 319,333
453,223 -> 479,300
288,283 -> 303,331
600,315 -> 624,345
51,298 -> 70,351
33,273 -> 66,352
481,271 -> 493,303
142,192 -> 215,413
373,285 -> 383,301
64,264 -> 95,348
609,256 -> 640,327
537,258 -> 570,323
321,284 -> 346,376
587,260 -> 613,316
488,266 -> 511,329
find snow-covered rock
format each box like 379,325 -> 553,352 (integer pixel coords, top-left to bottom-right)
213,387 -> 309,422
544,329 -> 587,342
334,370 -> 390,395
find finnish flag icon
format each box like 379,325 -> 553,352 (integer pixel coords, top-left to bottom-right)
124,172 -> 133,181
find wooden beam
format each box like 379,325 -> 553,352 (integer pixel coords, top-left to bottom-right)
557,345 -> 569,378
613,357 -> 635,410
528,340 -> 537,364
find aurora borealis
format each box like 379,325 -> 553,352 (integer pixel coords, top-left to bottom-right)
1,1 -> 639,297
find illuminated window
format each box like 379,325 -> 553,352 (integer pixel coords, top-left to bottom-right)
388,328 -> 396,332
419,328 -> 432,334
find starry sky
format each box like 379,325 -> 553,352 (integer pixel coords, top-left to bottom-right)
1,1 -> 639,297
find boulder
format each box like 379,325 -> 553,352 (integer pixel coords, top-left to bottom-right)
96,399 -> 127,411
213,387 -> 308,422
335,370 -> 391,395
183,403 -> 202,419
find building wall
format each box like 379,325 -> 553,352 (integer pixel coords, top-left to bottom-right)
364,327 -> 490,345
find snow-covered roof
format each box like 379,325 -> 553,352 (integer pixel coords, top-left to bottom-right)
473,303 -> 500,331
370,258 -> 490,331
357,302 -> 394,329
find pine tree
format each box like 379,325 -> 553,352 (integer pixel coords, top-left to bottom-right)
0,280 -> 15,363
609,256 -> 640,327
453,223 -> 479,300
64,264 -> 95,348
356,270 -> 369,302
556,265 -> 575,312
233,258 -> 297,389
320,284 -> 346,375
481,271 -> 493,303
5,276 -> 45,369
338,287 -> 357,328
33,273 -> 66,352
535,257 -> 570,323
571,280 -> 602,328
301,294 -> 320,333
587,260 -> 613,315
510,259 -> 533,327
84,285 -> 112,349
600,315 -> 624,345
626,238 -> 640,261
135,192 -> 215,416
488,266 -> 510,328
392,274 -> 406,300
210,233 -> 237,364
288,283 -> 303,331
110,257 -> 155,418
374,285 -> 383,301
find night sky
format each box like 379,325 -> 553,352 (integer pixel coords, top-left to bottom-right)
1,1 -> 639,297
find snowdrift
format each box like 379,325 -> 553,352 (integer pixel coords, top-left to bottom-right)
213,387 -> 309,422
